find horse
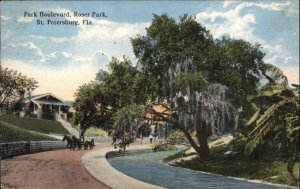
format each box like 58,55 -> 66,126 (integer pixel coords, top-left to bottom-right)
84,139 -> 95,150
71,135 -> 83,150
62,135 -> 73,150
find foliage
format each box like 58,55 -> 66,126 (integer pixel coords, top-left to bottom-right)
163,148 -> 191,162
73,14 -> 290,163
153,144 -> 177,152
245,84 -> 299,163
227,133 -> 248,156
131,14 -> 269,160
292,162 -> 299,180
0,120 -> 57,142
73,58 -> 148,134
291,84 -> 299,93
112,104 -> 145,125
166,137 -> 299,186
95,69 -> 109,82
173,156 -> 299,186
111,104 -> 145,151
175,72 -> 207,94
0,66 -> 38,110
74,124 -> 107,136
209,37 -> 265,97
84,127 -> 107,137
0,114 -> 69,135
105,57 -> 148,106
72,82 -> 113,131
168,131 -> 187,143
261,63 -> 288,85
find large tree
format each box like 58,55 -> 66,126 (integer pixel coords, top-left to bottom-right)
111,104 -> 146,152
72,82 -> 113,131
131,14 -> 268,160
0,65 -> 38,110
73,14 -> 273,159
73,57 -> 147,132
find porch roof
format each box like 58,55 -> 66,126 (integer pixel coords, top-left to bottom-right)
32,99 -> 70,106
24,93 -> 71,107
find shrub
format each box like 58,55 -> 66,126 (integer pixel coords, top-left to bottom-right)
228,133 -> 247,155
168,131 -> 187,143
292,162 -> 299,180
153,144 -> 177,152
85,127 -> 107,136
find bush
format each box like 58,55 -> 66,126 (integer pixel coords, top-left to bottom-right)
73,125 -> 107,137
85,127 -> 107,136
292,162 -> 299,180
153,144 -> 177,152
168,131 -> 187,144
228,133 -> 247,155
210,145 -> 227,156
174,158 -> 298,186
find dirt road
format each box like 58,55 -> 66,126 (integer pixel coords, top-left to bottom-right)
1,143 -> 112,189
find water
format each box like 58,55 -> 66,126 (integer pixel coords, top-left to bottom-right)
108,150 -> 292,189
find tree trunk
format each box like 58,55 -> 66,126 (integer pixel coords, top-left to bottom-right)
182,128 -> 201,155
149,106 -> 210,160
182,127 -> 210,160
197,130 -> 210,160
195,100 -> 210,161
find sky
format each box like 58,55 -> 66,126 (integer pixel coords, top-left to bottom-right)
1,0 -> 299,101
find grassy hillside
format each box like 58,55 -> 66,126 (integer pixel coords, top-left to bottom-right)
0,121 -> 57,142
0,114 -> 69,135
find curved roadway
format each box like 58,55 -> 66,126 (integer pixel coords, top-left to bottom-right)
107,150 -> 293,189
1,144 -> 111,189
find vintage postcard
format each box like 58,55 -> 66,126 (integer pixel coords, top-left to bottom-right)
1,1 -> 299,189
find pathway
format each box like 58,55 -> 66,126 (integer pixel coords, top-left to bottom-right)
107,149 -> 293,189
56,115 -> 79,137
82,145 -> 164,189
1,144 -> 111,189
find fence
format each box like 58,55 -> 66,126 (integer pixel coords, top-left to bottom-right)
0,136 -> 112,159
0,141 -> 66,159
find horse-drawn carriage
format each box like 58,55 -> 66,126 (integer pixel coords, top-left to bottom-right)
62,135 -> 95,150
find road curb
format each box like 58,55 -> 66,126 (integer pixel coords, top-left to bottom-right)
81,145 -> 165,189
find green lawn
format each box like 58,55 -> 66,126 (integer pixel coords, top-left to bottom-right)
0,120 -> 57,142
167,145 -> 299,187
74,125 -> 107,137
0,114 -> 69,135
174,158 -> 299,186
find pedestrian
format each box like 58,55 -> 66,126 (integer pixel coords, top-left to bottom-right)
80,128 -> 84,141
149,133 -> 153,144
140,133 -> 143,144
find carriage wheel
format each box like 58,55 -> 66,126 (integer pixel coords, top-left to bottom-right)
89,143 -> 94,149
84,142 -> 88,150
